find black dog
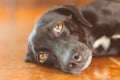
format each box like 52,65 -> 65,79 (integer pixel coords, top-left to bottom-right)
25,0 -> 120,74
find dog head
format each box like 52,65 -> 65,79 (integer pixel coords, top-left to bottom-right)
25,5 -> 92,74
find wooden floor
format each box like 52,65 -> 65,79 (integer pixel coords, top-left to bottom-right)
0,2 -> 120,80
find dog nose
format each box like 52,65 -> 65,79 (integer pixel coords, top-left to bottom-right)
68,53 -> 82,68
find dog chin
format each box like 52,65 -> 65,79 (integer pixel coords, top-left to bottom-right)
64,68 -> 83,74
61,64 -> 87,74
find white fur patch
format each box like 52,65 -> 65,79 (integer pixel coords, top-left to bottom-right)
111,34 -> 120,39
93,36 -> 111,51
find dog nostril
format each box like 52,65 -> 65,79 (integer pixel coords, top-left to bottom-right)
69,62 -> 77,68
74,55 -> 79,59
73,53 -> 82,61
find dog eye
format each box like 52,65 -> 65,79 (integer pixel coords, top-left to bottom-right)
53,21 -> 63,33
38,52 -> 48,63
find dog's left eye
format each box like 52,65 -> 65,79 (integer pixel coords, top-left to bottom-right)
38,52 -> 48,63
53,21 -> 63,33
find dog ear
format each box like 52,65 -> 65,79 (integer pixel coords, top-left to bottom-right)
51,5 -> 92,28
24,52 -> 33,62
24,44 -> 35,62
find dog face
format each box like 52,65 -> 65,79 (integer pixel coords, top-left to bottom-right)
25,5 -> 92,74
